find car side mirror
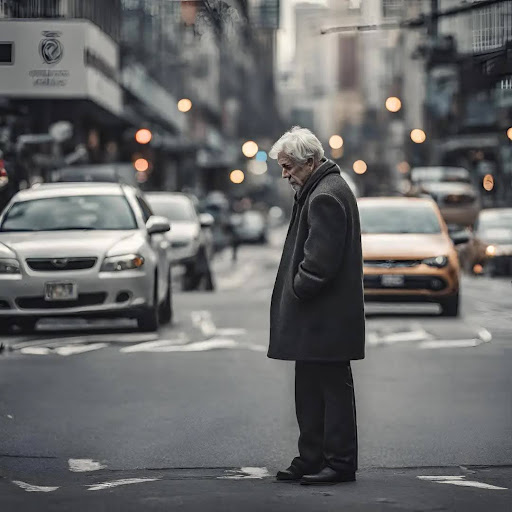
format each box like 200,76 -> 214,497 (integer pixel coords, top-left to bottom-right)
199,213 -> 214,228
146,216 -> 171,235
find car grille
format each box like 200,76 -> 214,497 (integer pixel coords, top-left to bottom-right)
364,275 -> 447,291
26,257 -> 97,271
16,293 -> 107,310
364,260 -> 421,268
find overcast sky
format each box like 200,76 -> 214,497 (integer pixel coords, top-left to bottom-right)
277,0 -> 326,68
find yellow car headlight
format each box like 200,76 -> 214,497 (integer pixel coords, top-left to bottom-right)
485,245 -> 497,257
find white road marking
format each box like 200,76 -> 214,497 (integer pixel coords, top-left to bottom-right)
122,338 -> 266,353
418,475 -> 507,490
87,477 -> 160,491
215,328 -> 247,336
419,339 -> 486,349
367,325 -> 432,346
20,347 -> 52,355
54,343 -> 108,356
220,467 -> 270,480
477,328 -> 493,343
120,335 -> 188,353
68,459 -> 106,472
12,332 -> 158,350
12,480 -> 59,492
419,476 -> 466,481
7,414 -> 13,419
191,311 -> 217,338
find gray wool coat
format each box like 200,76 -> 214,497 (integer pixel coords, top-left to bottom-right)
268,158 -> 365,362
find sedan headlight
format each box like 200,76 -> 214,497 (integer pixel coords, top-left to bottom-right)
423,255 -> 448,268
101,254 -> 145,272
485,245 -> 497,257
0,258 -> 21,274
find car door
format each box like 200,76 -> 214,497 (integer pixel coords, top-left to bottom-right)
135,193 -> 169,304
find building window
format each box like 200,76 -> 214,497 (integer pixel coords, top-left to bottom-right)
472,3 -> 512,53
382,0 -> 404,19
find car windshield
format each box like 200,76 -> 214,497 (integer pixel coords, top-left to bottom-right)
359,204 -> 442,234
147,196 -> 197,222
0,195 -> 137,232
411,167 -> 471,184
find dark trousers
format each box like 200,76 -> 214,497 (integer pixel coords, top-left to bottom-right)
292,361 -> 358,474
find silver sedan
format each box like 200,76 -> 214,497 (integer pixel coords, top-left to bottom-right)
0,183 -> 172,333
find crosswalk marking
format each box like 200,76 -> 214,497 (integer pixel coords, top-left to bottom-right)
68,459 -> 106,472
219,467 -> 270,480
12,480 -> 59,492
418,475 -> 507,490
87,477 -> 160,491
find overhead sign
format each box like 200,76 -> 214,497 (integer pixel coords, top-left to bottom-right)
0,20 -> 122,116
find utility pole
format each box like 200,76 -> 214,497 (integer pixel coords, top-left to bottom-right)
428,0 -> 439,38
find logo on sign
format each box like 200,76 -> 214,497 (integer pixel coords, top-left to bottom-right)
39,31 -> 63,64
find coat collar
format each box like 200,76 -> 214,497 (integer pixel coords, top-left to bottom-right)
295,158 -> 339,204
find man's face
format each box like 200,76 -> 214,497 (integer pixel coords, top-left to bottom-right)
278,152 -> 314,192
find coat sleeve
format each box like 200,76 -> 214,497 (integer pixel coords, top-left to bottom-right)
293,193 -> 347,300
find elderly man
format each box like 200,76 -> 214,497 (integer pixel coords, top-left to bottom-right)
268,126 -> 365,485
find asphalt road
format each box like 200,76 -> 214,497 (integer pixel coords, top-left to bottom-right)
1,227 -> 511,511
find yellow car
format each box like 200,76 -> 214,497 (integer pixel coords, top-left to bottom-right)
359,197 -> 468,316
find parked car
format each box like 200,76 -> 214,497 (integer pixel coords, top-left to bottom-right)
359,197 -> 468,316
50,163 -> 139,187
409,166 -> 481,229
146,192 -> 215,291
458,208 -> 512,276
0,183 -> 172,333
234,210 -> 268,244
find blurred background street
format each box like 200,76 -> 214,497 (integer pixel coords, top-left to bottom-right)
1,0 -> 512,510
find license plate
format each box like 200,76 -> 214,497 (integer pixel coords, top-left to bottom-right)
44,282 -> 78,301
381,274 -> 405,287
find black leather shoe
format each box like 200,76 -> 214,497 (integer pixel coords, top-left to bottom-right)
275,465 -> 305,482
300,467 -> 356,485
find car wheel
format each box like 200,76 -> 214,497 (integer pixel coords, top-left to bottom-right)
159,268 -> 173,325
137,306 -> 159,332
439,293 -> 460,317
137,280 -> 159,332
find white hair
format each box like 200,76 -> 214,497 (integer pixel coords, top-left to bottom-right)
269,126 -> 325,164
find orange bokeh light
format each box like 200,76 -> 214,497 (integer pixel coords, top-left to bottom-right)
134,158 -> 149,172
135,128 -> 152,144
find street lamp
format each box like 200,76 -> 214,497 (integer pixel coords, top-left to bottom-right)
385,97 -> 402,113
135,128 -> 152,144
507,127 -> 512,140
410,129 -> 426,144
230,169 -> 245,184
329,135 -> 344,150
353,160 -> 367,175
242,140 -> 258,158
178,98 -> 192,113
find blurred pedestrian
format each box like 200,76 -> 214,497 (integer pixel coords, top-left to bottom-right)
227,213 -> 241,262
268,127 -> 365,485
